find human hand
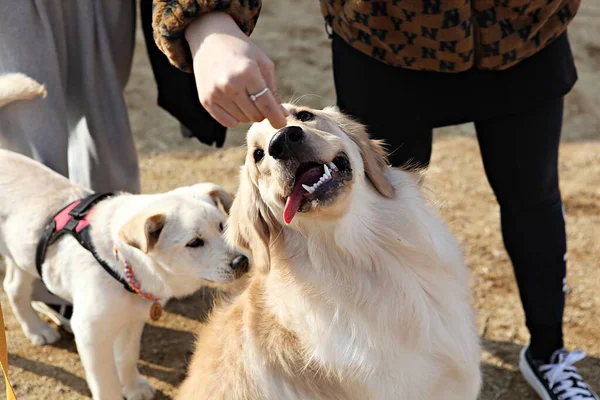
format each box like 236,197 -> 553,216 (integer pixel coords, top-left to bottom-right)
185,12 -> 288,129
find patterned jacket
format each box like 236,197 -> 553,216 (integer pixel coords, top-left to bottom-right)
153,0 -> 580,73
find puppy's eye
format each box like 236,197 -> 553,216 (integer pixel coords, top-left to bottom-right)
218,222 -> 224,232
296,111 -> 314,122
186,238 -> 205,248
253,148 -> 264,163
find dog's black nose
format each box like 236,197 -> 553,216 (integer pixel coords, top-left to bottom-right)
230,255 -> 249,272
268,126 -> 305,160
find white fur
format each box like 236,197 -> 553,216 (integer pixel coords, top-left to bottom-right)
0,148 -> 238,399
264,172 -> 481,399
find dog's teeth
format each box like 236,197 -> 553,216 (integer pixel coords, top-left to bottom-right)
302,184 -> 313,193
324,164 -> 331,178
329,162 -> 338,171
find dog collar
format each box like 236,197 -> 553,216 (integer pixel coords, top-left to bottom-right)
113,247 -> 163,321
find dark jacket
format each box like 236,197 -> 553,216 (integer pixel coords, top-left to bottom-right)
321,0 -> 581,72
141,0 -> 226,147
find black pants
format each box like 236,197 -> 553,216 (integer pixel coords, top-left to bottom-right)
332,35 -> 567,362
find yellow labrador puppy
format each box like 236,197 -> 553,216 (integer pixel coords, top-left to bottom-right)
178,105 -> 481,400
0,73 -> 248,400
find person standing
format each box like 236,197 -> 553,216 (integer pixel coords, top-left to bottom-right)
0,0 -> 140,332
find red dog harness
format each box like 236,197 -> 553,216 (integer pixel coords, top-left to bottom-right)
35,193 -> 135,294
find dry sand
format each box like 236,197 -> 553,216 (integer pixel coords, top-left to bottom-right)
2,1 -> 599,399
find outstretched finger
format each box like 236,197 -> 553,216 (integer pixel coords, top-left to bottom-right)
258,58 -> 289,117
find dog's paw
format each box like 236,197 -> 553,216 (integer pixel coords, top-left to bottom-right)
25,324 -> 61,346
124,377 -> 155,400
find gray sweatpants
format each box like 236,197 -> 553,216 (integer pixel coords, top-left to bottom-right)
0,0 -> 139,193
0,1 -> 139,306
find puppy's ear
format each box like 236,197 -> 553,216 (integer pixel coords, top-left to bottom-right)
226,166 -> 273,273
119,213 -> 166,253
208,187 -> 234,215
324,107 -> 395,198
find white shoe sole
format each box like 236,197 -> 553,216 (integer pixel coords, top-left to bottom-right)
519,347 -> 554,400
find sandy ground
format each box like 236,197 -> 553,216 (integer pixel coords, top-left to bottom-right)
1,1 -> 599,399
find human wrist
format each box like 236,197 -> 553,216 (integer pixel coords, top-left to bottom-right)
185,12 -> 242,52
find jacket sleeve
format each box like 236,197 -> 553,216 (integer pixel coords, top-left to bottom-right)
152,0 -> 262,72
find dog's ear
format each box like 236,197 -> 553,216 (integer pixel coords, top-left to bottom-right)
226,166 -> 273,273
208,187 -> 234,215
324,107 -> 395,198
351,134 -> 395,198
119,213 -> 166,253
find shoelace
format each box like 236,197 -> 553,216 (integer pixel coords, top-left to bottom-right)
539,349 -> 595,400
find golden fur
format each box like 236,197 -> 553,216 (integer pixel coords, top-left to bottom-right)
178,106 -> 481,400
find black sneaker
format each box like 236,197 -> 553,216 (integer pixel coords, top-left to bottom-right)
520,346 -> 599,400
31,301 -> 73,334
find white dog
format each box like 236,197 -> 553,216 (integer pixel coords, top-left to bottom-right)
0,74 -> 248,400
178,105 -> 481,400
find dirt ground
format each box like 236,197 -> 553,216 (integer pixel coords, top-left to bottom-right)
2,2 -> 599,399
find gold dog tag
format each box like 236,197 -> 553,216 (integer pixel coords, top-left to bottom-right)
150,302 -> 163,321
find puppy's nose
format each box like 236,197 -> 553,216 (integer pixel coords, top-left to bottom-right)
230,255 -> 249,272
268,126 -> 305,160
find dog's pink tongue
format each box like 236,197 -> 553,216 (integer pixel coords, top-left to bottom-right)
284,182 -> 308,224
283,166 -> 323,224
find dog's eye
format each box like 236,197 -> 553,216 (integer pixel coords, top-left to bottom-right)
253,148 -> 264,163
186,238 -> 205,248
218,222 -> 224,232
296,111 -> 314,122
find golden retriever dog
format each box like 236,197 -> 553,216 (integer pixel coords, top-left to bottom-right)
178,106 -> 481,400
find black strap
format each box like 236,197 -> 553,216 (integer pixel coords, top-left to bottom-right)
35,220 -> 55,279
69,193 -> 109,218
35,206 -> 71,279
78,228 -> 135,294
35,193 -> 135,294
